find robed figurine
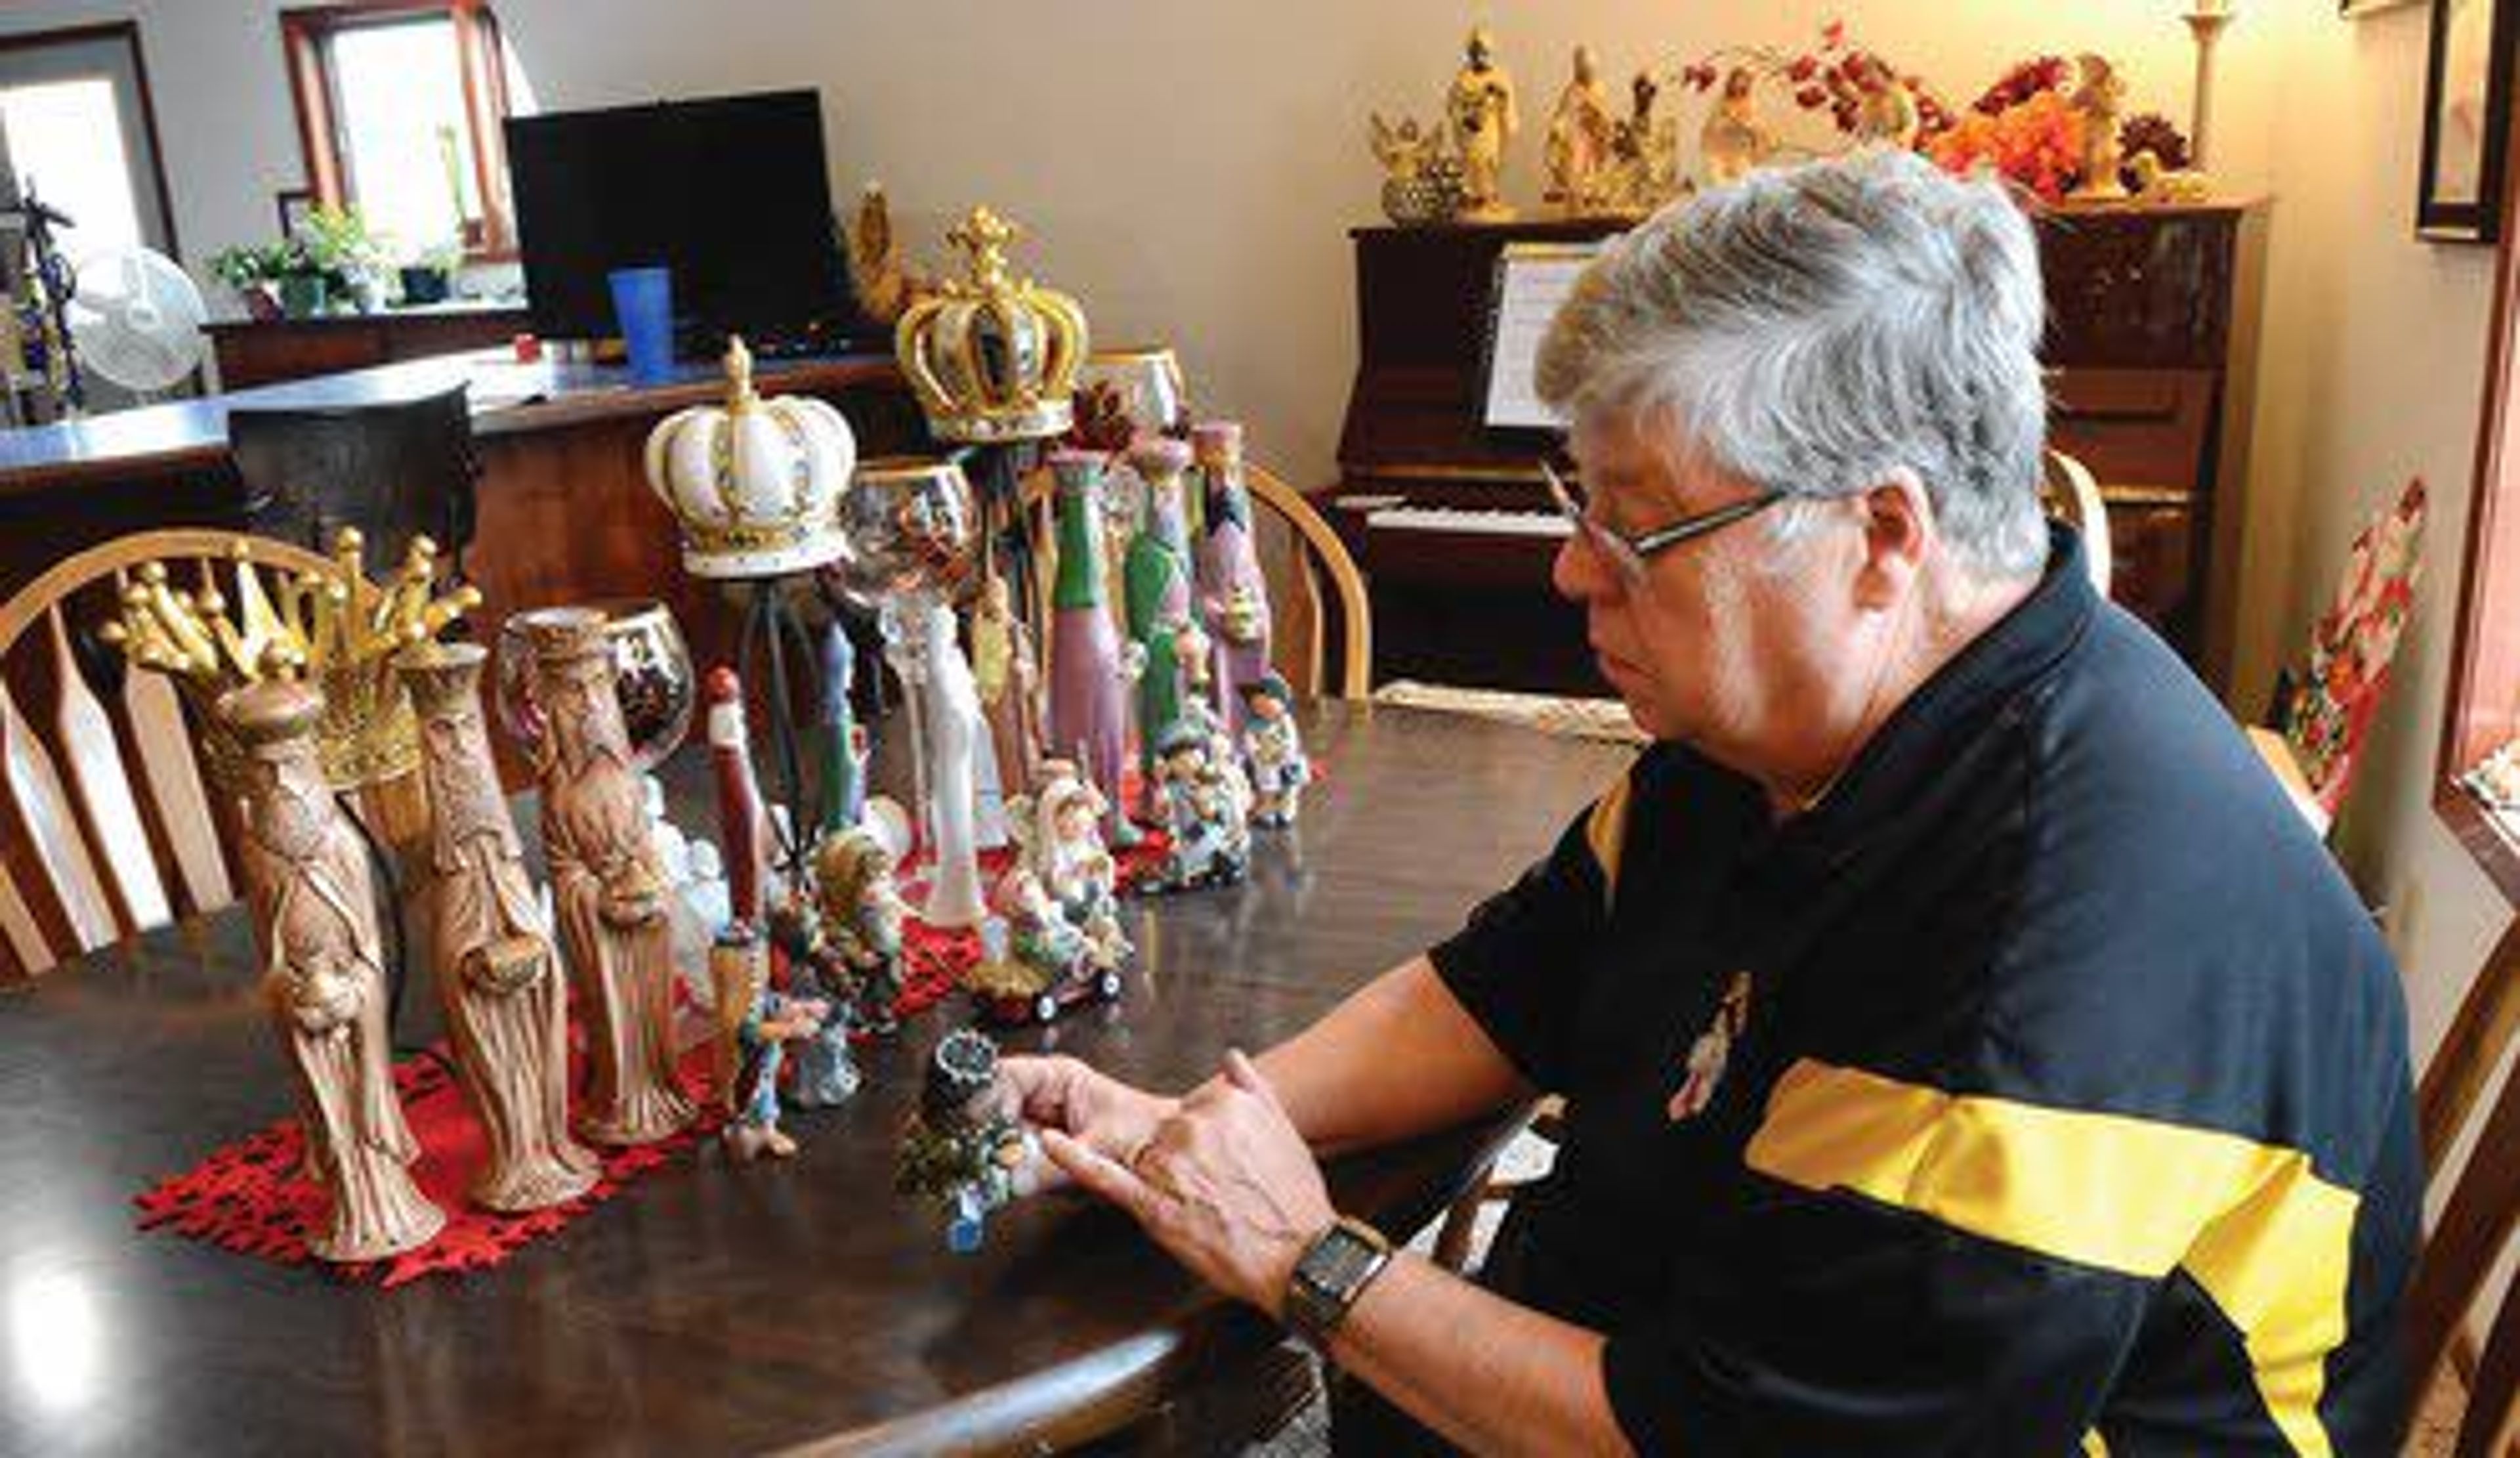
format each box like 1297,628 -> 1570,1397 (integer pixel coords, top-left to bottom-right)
226,678 -> 446,1262
400,642 -> 599,1212
1045,450 -> 1137,846
522,607 -> 698,1146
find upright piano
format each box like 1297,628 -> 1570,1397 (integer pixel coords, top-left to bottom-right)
1324,202 -> 2264,697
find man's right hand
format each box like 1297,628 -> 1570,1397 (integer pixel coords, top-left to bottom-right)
996,1054 -> 1179,1193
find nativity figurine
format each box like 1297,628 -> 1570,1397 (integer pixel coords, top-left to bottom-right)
400,642 -> 598,1213
522,606 -> 698,1146
1448,25 -> 1521,221
226,677 -> 446,1262
1544,45 -> 1617,215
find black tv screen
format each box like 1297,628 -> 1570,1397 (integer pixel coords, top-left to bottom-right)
506,89 -> 860,348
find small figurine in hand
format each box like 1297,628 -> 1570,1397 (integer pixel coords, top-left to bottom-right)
896,1029 -> 1039,1253
713,923 -> 829,1163
1150,721 -> 1253,891
1238,673 -> 1311,828
810,827 -> 909,1036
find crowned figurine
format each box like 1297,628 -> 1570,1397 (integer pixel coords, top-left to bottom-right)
712,923 -> 828,1162
1045,451 -> 1138,847
1124,435 -> 1200,819
1239,672 -> 1311,829
521,607 -> 698,1146
1191,421 -> 1272,733
894,206 -> 1089,444
399,642 -> 598,1213
896,1029 -> 1039,1253
226,678 -> 446,1262
644,336 -> 858,580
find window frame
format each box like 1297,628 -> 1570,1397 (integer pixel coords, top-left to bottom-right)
278,0 -> 514,261
0,20 -> 180,257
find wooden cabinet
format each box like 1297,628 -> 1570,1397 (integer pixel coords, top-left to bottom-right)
205,307 -> 530,391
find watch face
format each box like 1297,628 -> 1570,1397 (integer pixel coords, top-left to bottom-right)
1299,1223 -> 1379,1294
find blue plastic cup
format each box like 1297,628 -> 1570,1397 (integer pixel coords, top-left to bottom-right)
606,265 -> 675,384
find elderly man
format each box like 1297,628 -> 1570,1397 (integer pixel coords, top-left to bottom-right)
1006,151 -> 2418,1455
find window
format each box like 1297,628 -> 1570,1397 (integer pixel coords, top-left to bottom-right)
281,1 -> 515,259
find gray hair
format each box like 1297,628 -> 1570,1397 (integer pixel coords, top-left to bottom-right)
1535,148 -> 2050,580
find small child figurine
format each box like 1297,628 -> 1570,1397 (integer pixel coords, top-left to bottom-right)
713,924 -> 830,1163
896,1028 -> 1039,1253
964,867 -> 1122,1025
784,935 -> 862,1109
1238,673 -> 1311,828
809,827 -> 909,1036
1150,722 -> 1253,891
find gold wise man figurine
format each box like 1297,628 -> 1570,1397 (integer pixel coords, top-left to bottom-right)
522,607 -> 698,1146
226,677 -> 445,1263
399,641 -> 600,1211
1448,25 -> 1521,222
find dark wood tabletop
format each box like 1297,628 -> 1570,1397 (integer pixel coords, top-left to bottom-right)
0,702 -> 1630,1457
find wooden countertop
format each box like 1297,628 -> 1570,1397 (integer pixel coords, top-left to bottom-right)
0,348 -> 904,496
198,300 -> 530,333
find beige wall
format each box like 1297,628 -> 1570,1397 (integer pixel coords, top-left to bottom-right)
12,1 -> 2508,1052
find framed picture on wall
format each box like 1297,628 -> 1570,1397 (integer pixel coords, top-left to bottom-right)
2419,0 -> 2519,242
275,187 -> 313,240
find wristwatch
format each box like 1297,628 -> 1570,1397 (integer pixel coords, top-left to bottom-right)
1282,1216 -> 1395,1352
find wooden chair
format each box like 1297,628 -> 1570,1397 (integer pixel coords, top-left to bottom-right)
0,528 -> 335,982
2403,921 -> 2520,1457
2042,447 -> 2114,597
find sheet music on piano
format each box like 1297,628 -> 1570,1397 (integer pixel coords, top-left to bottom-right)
1480,241 -> 1606,432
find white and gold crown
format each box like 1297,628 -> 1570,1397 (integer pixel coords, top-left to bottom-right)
644,336 -> 859,580
894,207 -> 1089,444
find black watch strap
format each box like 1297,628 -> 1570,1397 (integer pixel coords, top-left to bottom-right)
1283,1216 -> 1395,1353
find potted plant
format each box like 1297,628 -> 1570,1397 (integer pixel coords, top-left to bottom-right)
209,242 -> 292,322
397,239 -> 461,307
293,204 -> 389,314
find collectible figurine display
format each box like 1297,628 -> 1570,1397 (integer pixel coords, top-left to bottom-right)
1544,45 -> 1617,215
705,666 -> 775,922
2068,53 -> 2129,202
400,643 -> 598,1214
963,866 -> 1127,1025
1192,421 -> 1272,733
1366,111 -> 1467,226
1018,760 -> 1131,959
783,924 -> 862,1108
1700,68 -> 1775,186
1607,70 -> 1686,215
1045,450 -> 1137,846
908,595 -> 987,928
1239,673 -> 1311,829
523,607 -> 698,1147
1447,26 -> 1521,221
806,826 -> 909,1036
1148,721 -> 1253,891
971,573 -> 1045,801
712,924 -> 828,1162
815,617 -> 866,836
226,678 -> 446,1262
896,1029 -> 1038,1253
1124,435 -> 1201,817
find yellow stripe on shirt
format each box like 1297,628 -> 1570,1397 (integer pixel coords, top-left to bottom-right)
1584,769 -> 1635,905
1745,1059 -> 2357,1456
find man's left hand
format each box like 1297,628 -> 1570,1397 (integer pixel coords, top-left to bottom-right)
1041,1049 -> 1336,1319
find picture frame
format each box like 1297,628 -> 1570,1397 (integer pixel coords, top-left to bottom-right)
275,187 -> 313,240
2419,0 -> 2519,242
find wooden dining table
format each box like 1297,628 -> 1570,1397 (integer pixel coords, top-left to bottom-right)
0,701 -> 1630,1457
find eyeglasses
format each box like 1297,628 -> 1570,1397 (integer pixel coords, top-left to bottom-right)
1540,461 -> 1784,583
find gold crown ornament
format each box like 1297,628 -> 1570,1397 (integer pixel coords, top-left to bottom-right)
643,336 -> 860,580
894,207 -> 1089,444
100,529 -> 479,790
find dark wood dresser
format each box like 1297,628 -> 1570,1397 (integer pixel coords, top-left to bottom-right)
1328,202 -> 2265,696
205,304 -> 531,391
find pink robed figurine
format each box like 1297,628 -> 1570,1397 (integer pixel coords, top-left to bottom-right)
1193,421 -> 1272,733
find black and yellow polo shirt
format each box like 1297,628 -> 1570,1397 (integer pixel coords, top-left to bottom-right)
1429,528 -> 2419,1456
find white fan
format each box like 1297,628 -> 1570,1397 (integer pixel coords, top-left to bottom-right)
67,245 -> 208,398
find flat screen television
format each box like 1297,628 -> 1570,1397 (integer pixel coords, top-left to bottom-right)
506,88 -> 863,351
